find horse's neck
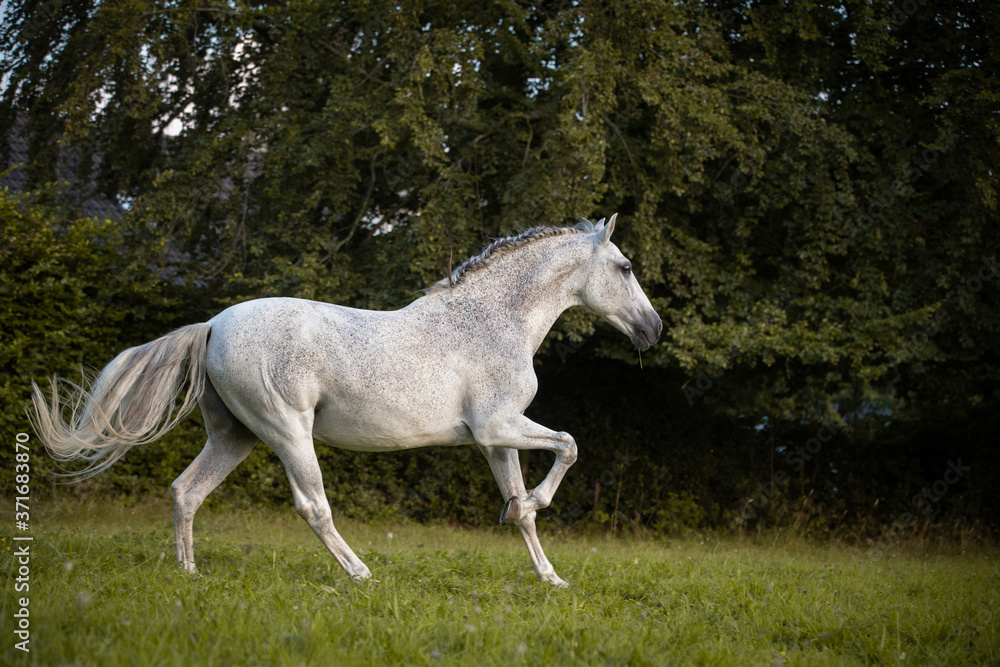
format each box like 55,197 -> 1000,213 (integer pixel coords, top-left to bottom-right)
457,238 -> 589,354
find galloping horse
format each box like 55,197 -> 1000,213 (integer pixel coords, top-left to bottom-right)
31,214 -> 661,587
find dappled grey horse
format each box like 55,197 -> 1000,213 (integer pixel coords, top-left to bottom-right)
31,214 -> 661,586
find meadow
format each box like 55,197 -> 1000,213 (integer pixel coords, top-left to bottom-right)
3,497 -> 997,666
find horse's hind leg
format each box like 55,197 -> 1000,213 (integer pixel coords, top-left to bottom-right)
171,378 -> 257,574
479,445 -> 567,587
269,437 -> 372,582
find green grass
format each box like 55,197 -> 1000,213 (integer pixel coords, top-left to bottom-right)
3,497 -> 998,666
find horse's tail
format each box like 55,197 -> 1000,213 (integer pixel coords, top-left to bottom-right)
28,322 -> 213,481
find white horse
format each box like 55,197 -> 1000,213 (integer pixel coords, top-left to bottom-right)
31,214 -> 661,587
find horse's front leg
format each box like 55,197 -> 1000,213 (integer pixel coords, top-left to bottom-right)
478,445 -> 568,587
476,414 -> 577,524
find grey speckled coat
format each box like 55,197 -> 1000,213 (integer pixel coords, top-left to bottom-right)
30,214 -> 661,587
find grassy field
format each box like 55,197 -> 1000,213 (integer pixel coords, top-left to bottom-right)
2,497 -> 998,666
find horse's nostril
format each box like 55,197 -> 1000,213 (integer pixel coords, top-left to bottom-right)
656,319 -> 663,338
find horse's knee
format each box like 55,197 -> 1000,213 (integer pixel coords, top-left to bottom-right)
528,489 -> 553,510
562,435 -> 578,466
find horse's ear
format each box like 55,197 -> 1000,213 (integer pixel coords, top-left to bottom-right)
599,213 -> 617,244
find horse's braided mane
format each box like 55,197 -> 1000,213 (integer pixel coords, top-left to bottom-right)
425,219 -> 600,295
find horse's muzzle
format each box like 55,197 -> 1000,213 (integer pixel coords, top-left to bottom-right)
632,315 -> 663,351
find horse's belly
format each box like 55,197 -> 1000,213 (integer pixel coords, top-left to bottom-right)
311,405 -> 474,452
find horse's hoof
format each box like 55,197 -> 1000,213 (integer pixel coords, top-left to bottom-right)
539,572 -> 569,587
500,497 -> 521,524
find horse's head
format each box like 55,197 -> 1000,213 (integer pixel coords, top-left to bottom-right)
578,214 -> 663,351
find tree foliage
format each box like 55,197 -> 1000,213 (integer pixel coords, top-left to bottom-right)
2,1 -> 997,536
0,181 -> 176,440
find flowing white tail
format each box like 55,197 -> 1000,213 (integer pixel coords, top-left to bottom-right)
29,322 -> 212,480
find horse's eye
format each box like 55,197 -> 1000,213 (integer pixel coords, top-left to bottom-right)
621,262 -> 632,274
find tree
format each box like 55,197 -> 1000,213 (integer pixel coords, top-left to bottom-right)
2,0 -> 997,533
0,180 -> 180,481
